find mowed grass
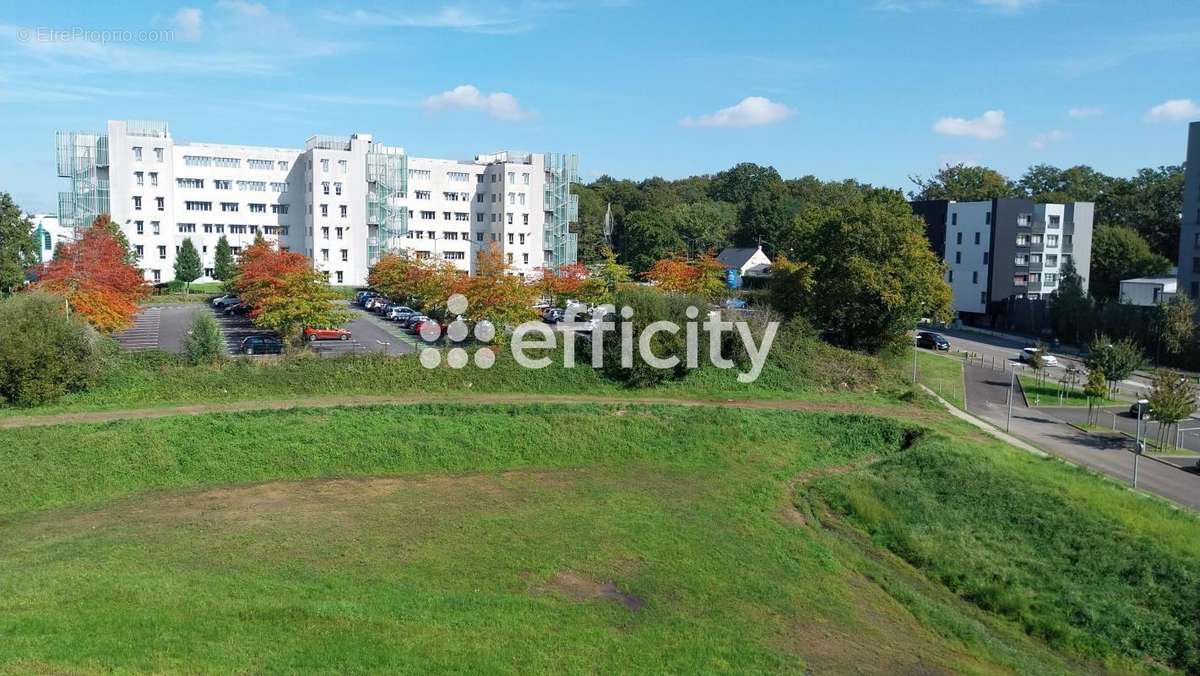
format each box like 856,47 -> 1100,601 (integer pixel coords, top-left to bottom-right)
0,404 -> 1100,674
1018,375 -> 1121,407
914,348 -> 965,409
812,431 -> 1200,673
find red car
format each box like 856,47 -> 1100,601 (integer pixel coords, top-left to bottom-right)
412,319 -> 444,340
304,327 -> 351,341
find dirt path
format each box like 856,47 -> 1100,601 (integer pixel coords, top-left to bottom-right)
0,393 -> 934,429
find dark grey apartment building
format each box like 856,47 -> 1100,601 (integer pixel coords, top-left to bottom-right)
1177,121 -> 1200,298
911,198 -> 1094,323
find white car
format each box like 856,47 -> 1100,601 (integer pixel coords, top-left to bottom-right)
1018,347 -> 1058,367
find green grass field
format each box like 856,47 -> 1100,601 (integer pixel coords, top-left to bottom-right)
1,403 -> 1197,672
1018,375 -> 1120,407
914,348 -> 965,409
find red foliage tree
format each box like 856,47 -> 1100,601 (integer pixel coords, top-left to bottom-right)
34,215 -> 148,333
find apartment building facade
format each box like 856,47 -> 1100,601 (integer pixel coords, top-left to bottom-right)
1177,121 -> 1200,298
55,120 -> 579,286
911,198 -> 1094,320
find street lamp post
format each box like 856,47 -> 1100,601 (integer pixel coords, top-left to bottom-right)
1133,407 -> 1145,488
1007,366 -> 1017,433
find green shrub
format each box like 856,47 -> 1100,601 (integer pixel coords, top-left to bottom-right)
0,291 -> 110,405
184,312 -> 226,365
603,286 -> 706,387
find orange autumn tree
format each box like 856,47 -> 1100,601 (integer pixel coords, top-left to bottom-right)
536,261 -> 607,307
643,253 -> 727,301
367,252 -> 461,311
35,215 -> 148,333
458,244 -> 538,337
231,239 -> 349,346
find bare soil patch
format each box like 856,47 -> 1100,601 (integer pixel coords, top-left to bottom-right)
539,570 -> 646,611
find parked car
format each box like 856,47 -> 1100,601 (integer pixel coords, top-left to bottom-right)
240,335 -> 283,355
304,327 -> 352,341
224,302 -> 251,316
365,297 -> 388,312
401,314 -> 428,330
354,291 -> 378,306
413,319 -> 445,340
1018,347 -> 1058,367
212,294 -> 239,308
387,306 -> 417,321
1129,400 -> 1153,419
916,331 -> 950,351
543,308 -> 565,323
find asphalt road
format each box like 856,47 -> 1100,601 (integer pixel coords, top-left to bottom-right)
962,363 -> 1200,510
923,327 -> 1152,397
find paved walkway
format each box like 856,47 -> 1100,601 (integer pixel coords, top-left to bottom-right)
962,364 -> 1200,510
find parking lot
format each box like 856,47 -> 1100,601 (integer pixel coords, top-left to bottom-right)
114,301 -> 414,357
115,305 -> 206,352
210,304 -> 414,357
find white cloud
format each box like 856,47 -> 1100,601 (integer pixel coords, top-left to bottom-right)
1067,106 -> 1103,118
321,7 -> 529,34
932,110 -> 1006,140
680,96 -> 793,128
216,0 -> 268,18
423,84 -> 533,121
873,0 -> 941,11
1144,99 -> 1200,122
975,0 -> 1043,12
1030,129 -> 1067,150
170,8 -> 203,41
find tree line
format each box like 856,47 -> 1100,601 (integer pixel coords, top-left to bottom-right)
574,161 -> 1184,305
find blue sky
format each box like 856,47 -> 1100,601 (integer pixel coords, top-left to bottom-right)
1,0 -> 1198,213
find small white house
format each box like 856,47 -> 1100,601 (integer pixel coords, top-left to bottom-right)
1119,277 -> 1177,306
28,214 -> 74,263
716,246 -> 772,289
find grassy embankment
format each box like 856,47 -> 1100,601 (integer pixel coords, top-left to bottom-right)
913,348 -> 966,409
4,403 -> 1198,672
0,331 -> 904,418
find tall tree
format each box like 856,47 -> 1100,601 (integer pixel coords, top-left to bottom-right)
620,209 -> 685,273
1048,259 -> 1093,345
1095,165 -> 1184,258
1085,334 -> 1145,395
232,238 -> 350,347
1154,295 -> 1196,358
594,247 -> 632,301
782,188 -> 952,352
908,164 -> 1017,202
455,244 -> 538,340
253,270 -> 352,347
1018,164 -> 1111,203
90,214 -> 138,266
213,235 -> 235,282
34,216 -> 148,333
1091,224 -> 1172,301
1148,369 -> 1196,450
0,193 -> 37,294
173,237 -> 201,294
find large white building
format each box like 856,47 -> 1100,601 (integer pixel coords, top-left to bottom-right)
55,120 -> 579,286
